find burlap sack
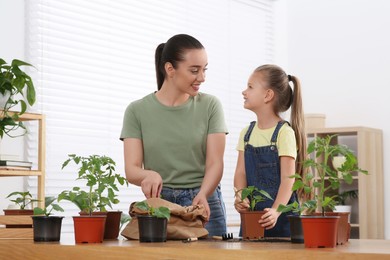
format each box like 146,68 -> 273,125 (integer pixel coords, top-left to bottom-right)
121,198 -> 209,240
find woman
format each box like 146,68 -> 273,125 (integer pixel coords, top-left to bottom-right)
120,34 -> 228,236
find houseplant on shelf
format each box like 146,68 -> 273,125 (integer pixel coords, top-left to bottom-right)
4,191 -> 40,228
58,154 -> 128,241
234,186 -> 273,240
0,58 -> 36,138
334,189 -> 358,223
32,196 -> 64,242
280,134 -> 367,248
134,201 -> 170,242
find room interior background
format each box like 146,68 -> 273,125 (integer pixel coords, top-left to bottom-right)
1,0 -> 389,239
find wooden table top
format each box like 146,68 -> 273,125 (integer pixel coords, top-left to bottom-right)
1,234 -> 390,259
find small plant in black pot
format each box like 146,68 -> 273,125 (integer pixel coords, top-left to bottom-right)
134,201 -> 170,242
32,196 -> 65,242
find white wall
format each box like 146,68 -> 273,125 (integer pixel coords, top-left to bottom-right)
285,0 -> 390,239
0,0 -> 27,211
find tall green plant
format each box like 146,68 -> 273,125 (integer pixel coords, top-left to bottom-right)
59,154 -> 128,214
278,135 -> 367,216
0,58 -> 36,138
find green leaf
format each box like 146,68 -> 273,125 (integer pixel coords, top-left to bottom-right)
11,59 -> 33,67
26,79 -> 36,105
154,206 -> 170,220
135,201 -> 150,212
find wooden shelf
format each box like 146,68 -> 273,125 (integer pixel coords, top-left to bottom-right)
0,111 -> 46,239
307,126 -> 384,239
0,170 -> 43,177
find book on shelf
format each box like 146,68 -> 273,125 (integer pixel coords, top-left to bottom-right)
0,160 -> 33,168
0,166 -> 32,171
0,154 -> 20,161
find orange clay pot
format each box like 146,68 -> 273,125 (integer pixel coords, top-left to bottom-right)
301,215 -> 340,248
240,211 -> 266,240
73,215 -> 106,243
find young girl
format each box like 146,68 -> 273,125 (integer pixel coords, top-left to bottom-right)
233,64 -> 306,237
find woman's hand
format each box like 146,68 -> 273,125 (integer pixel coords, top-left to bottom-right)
140,171 -> 163,198
258,208 -> 280,229
193,193 -> 210,222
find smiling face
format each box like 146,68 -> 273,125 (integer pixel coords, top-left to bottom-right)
242,71 -> 271,111
167,48 -> 208,96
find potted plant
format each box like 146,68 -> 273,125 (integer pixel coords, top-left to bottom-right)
283,134 -> 367,248
234,186 -> 273,240
277,199 -> 316,244
58,187 -> 106,243
0,58 -> 36,138
58,154 -> 128,241
134,201 -> 170,242
4,191 -> 40,228
32,196 -> 64,242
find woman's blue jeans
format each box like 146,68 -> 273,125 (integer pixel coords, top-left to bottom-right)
161,185 -> 227,237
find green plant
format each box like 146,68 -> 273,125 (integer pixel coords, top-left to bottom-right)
134,201 -> 171,220
120,213 -> 131,230
235,186 -> 273,211
58,187 -> 98,215
280,135 -> 367,216
6,191 -> 40,210
33,196 -> 64,216
0,58 -> 36,138
334,189 -> 358,206
58,154 -> 128,214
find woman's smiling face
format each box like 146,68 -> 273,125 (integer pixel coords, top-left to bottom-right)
170,48 -> 208,96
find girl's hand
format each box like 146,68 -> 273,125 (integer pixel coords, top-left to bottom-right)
234,188 -> 250,213
258,208 -> 280,229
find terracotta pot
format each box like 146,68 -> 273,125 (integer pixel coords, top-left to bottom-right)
301,215 -> 340,248
240,211 -> 266,240
73,215 -> 106,243
79,211 -> 122,240
3,209 -> 33,228
287,215 -> 304,243
32,216 -> 64,242
137,215 -> 167,242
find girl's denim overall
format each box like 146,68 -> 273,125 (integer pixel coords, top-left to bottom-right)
243,120 -> 298,237
161,185 -> 227,237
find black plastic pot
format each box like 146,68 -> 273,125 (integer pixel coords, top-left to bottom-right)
288,215 -> 304,243
137,215 -> 167,242
32,216 -> 64,242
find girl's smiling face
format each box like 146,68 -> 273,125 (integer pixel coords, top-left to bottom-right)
242,72 -> 269,111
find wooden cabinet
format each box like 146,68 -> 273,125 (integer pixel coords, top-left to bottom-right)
307,126 -> 384,239
0,112 -> 45,239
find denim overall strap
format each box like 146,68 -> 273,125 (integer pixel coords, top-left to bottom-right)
243,120 -> 297,237
271,120 -> 290,143
244,121 -> 256,144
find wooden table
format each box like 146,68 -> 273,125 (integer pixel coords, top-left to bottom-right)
1,234 -> 390,259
